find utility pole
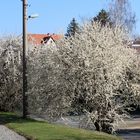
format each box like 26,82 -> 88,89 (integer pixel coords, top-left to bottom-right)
22,0 -> 28,118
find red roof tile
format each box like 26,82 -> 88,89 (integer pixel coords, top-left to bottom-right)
28,34 -> 63,45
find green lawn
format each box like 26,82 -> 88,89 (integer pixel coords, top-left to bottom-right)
0,112 -> 122,140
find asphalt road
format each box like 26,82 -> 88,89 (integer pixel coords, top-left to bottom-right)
117,115 -> 140,140
117,129 -> 140,140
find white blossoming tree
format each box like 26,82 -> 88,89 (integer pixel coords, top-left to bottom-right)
28,22 -> 140,134
0,36 -> 22,111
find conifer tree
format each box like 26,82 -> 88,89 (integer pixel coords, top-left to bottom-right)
65,18 -> 80,37
92,9 -> 112,26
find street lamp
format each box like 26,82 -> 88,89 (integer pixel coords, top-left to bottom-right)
22,0 -> 39,118
28,14 -> 39,19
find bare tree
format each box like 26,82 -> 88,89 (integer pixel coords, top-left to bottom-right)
109,0 -> 135,33
28,22 -> 140,133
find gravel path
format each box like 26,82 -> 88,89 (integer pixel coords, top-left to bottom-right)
0,125 -> 26,140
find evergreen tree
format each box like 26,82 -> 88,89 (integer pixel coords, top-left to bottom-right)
65,18 -> 80,37
92,9 -> 112,26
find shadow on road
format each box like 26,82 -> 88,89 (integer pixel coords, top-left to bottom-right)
117,129 -> 140,140
0,112 -> 37,125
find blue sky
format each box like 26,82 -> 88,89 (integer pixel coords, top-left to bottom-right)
0,0 -> 140,35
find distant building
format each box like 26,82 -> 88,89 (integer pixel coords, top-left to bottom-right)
28,33 -> 63,47
132,40 -> 140,53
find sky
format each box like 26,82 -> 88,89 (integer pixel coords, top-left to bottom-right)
0,0 -> 140,36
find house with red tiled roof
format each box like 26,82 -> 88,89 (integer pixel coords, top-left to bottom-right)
28,33 -> 63,46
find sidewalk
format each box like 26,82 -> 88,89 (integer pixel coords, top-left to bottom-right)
0,125 -> 26,140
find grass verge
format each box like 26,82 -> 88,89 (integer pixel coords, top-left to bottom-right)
0,112 -> 122,140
